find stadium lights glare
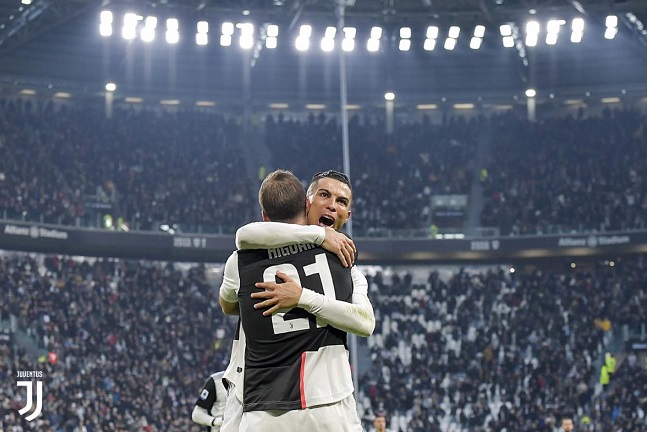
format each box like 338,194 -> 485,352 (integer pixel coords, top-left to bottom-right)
500,24 -> 512,36
469,37 -> 482,49
321,37 -> 334,52
502,36 -> 514,47
100,11 -> 113,37
324,26 -> 336,39
105,82 -> 116,92
342,27 -> 356,52
267,24 -> 279,38
474,25 -> 485,38
448,26 -> 460,39
166,18 -> 179,44
237,23 -> 254,49
371,27 -> 382,39
424,38 -> 436,51
140,17 -> 157,42
296,36 -> 310,51
427,26 -> 439,39
605,15 -> 618,40
444,37 -> 457,50
121,13 -> 140,40
525,88 -> 536,98
384,92 -> 395,101
400,27 -> 412,39
367,38 -> 380,52
266,24 -> 279,48
222,22 -> 234,36
266,36 -> 278,49
399,39 -> 411,51
606,15 -> 618,28
22,0 -> 32,4
196,21 -> 208,45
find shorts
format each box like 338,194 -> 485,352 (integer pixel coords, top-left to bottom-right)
221,383 -> 243,432
240,394 -> 362,432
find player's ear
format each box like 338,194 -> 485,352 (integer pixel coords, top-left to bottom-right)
305,197 -> 311,212
262,211 -> 270,222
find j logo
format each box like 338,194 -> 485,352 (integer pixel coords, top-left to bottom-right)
17,381 -> 43,421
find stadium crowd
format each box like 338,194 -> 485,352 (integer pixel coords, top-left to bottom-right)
1,253 -> 233,431
1,251 -> 645,431
358,256 -> 647,431
2,98 -> 647,237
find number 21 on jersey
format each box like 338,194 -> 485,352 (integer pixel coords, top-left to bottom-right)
262,253 -> 336,335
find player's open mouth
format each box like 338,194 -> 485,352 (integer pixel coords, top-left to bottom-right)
319,215 -> 335,227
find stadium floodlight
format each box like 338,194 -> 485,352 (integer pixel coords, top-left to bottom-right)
572,18 -> 585,32
141,16 -> 157,42
325,26 -> 336,39
423,38 -> 436,51
342,38 -> 354,51
267,24 -> 279,38
546,32 -> 557,45
296,35 -> 310,51
196,21 -> 208,46
321,37 -> 334,51
222,22 -> 234,36
500,24 -> 512,36
166,18 -> 179,44
502,35 -> 514,47
526,21 -> 539,47
571,31 -> 583,43
427,26 -> 439,39
371,27 -> 382,39
300,24 -> 312,38
470,36 -> 482,49
343,27 -> 356,39
448,26 -> 460,39
526,33 -> 538,46
122,13 -> 139,40
606,15 -> 618,28
444,37 -> 457,50
367,38 -> 380,52
525,88 -> 536,98
196,33 -> 208,45
474,25 -> 485,38
547,19 -> 561,34
100,11 -> 113,37
22,0 -> 32,4
197,21 -> 208,34
399,39 -> 411,51
266,36 -> 277,49
105,82 -> 116,92
384,92 -> 395,101
604,27 -> 618,40
237,23 -> 254,49
220,35 -> 232,46
400,27 -> 411,39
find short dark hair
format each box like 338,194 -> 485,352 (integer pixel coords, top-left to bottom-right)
258,169 -> 306,223
307,169 -> 353,201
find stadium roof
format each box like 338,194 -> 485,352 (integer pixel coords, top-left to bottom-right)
1,0 -> 647,108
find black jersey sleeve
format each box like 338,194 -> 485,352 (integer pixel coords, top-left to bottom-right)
194,377 -> 218,411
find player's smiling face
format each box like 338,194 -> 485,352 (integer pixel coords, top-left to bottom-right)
306,177 -> 352,232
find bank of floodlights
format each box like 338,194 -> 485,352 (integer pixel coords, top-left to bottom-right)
470,25 -> 485,49
196,21 -> 208,45
100,10 -> 626,52
605,15 -> 618,40
296,24 -> 311,51
367,26 -> 382,52
166,18 -> 179,44
141,16 -> 157,42
444,26 -> 460,50
571,18 -> 584,43
424,26 -> 438,51
320,26 -> 335,52
266,24 -> 279,49
399,27 -> 411,51
99,10 -> 113,37
342,27 -> 356,52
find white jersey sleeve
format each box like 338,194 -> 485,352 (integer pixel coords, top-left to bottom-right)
298,265 -> 375,337
219,251 -> 240,304
235,222 -> 325,249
